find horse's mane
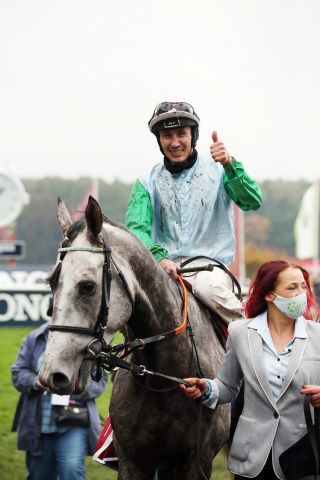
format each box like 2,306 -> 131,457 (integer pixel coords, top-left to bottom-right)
102,213 -> 136,238
101,214 -> 162,268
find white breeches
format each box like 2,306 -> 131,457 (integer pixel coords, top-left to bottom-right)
179,258 -> 245,325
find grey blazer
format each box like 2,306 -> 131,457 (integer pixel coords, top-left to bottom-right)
210,313 -> 320,479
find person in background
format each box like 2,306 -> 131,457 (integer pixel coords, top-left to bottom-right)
126,101 -> 262,326
180,259 -> 320,479
11,322 -> 107,480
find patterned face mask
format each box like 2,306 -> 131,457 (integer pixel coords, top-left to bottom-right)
272,292 -> 307,319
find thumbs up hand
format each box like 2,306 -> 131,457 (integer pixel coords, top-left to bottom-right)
210,131 -> 232,166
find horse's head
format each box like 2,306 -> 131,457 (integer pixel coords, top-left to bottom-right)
39,196 -> 134,394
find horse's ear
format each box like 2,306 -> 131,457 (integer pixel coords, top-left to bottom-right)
56,197 -> 73,237
85,196 -> 103,238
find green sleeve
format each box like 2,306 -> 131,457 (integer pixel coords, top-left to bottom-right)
223,157 -> 262,211
125,180 -> 168,262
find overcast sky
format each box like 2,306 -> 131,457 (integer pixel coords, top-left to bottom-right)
0,0 -> 319,185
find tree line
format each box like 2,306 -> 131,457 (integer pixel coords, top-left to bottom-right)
14,177 -> 309,270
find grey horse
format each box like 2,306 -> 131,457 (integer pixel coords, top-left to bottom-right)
39,196 -> 230,480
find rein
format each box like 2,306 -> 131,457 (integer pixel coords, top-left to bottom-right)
109,274 -> 189,357
180,255 -> 243,300
91,274 -> 190,386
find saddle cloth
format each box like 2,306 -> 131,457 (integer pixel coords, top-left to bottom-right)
93,415 -> 118,470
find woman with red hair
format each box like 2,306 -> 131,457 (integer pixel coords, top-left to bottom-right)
245,259 -> 319,321
180,260 -> 320,480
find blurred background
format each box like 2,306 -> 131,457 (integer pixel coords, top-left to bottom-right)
1,1 -> 319,478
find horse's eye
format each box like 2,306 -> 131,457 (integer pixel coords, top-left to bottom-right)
78,281 -> 96,296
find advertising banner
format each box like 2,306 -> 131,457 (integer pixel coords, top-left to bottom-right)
0,285 -> 51,326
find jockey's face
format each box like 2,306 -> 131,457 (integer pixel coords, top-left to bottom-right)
159,126 -> 193,162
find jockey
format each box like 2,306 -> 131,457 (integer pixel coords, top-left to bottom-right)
126,101 -> 262,325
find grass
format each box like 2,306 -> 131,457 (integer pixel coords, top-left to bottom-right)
0,327 -> 230,479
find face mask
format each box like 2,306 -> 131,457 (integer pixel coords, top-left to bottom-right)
272,292 -> 307,319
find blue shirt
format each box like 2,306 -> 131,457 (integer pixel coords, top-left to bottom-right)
36,351 -> 69,434
248,314 -> 307,401
204,315 -> 308,406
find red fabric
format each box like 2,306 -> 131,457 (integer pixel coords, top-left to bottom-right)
72,184 -> 98,221
93,415 -> 118,470
220,321 -> 228,340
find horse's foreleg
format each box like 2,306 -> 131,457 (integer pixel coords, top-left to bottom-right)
161,460 -> 212,480
117,457 -> 156,480
180,462 -> 212,480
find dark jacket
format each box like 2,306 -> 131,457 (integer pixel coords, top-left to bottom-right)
11,323 -> 107,455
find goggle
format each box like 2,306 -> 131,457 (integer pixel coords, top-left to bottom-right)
152,101 -> 196,117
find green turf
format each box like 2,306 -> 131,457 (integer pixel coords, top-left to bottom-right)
0,327 -> 230,479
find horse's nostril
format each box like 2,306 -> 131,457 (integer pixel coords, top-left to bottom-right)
51,372 -> 71,390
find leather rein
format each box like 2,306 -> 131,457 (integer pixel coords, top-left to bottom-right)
48,229 -> 191,386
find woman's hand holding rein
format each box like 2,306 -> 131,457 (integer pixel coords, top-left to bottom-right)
179,378 -> 209,400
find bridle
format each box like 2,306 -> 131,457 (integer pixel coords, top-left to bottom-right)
49,230 -> 127,340
48,229 -> 191,385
